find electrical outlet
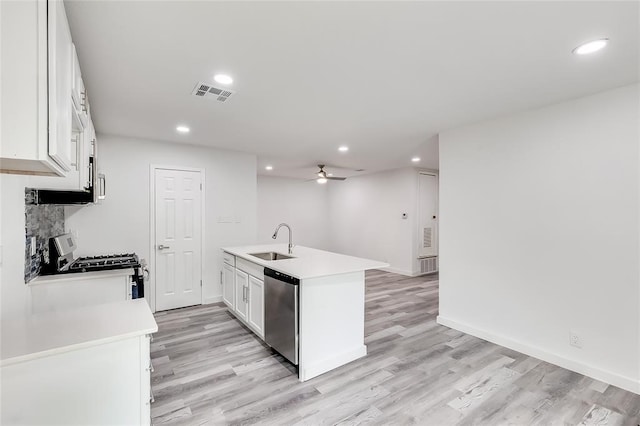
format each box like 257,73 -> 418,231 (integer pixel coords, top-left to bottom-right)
569,332 -> 582,348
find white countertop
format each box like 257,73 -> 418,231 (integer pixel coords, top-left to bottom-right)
29,268 -> 135,285
1,299 -> 157,366
222,244 -> 388,279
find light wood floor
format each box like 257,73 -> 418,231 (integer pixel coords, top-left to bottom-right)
150,270 -> 640,425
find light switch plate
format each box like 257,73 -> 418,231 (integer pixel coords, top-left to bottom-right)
31,237 -> 37,256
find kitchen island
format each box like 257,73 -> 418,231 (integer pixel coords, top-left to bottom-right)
222,244 -> 388,381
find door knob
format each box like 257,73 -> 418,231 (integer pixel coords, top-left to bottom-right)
157,244 -> 170,250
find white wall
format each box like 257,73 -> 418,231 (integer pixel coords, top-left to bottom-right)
326,168 -> 420,276
257,176 -> 330,250
65,135 -> 257,306
438,84 -> 640,393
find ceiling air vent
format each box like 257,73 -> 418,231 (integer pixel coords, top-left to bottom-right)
191,82 -> 235,102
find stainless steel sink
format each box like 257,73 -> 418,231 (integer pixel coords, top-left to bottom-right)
248,252 -> 295,261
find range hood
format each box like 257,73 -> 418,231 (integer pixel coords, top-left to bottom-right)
26,187 -> 94,205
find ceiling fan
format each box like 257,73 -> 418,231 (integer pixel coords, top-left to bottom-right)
315,164 -> 346,184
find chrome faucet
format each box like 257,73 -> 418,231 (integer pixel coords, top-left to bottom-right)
272,223 -> 293,254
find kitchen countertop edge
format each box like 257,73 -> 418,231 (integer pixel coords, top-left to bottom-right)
222,244 -> 389,279
29,268 -> 136,285
1,299 -> 158,367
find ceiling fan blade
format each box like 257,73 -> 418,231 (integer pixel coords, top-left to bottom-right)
327,176 -> 347,181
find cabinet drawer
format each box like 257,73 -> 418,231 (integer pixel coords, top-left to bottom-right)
222,252 -> 235,266
236,258 -> 264,280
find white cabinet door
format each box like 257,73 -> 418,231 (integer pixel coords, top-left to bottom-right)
80,112 -> 95,190
71,44 -> 88,126
222,263 -> 235,309
47,0 -> 74,172
139,335 -> 152,425
0,0 -> 64,176
234,269 -> 248,321
248,276 -> 264,338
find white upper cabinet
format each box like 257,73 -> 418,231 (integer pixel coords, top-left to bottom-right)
71,44 -> 88,128
81,112 -> 96,190
0,0 -> 97,189
47,0 -> 74,172
0,1 -> 63,175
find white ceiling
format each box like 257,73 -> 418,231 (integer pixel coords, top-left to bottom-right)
65,1 -> 639,179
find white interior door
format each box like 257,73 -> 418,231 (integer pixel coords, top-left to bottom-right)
418,173 -> 438,257
155,168 -> 202,311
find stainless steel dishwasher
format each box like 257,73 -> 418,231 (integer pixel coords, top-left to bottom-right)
264,268 -> 299,365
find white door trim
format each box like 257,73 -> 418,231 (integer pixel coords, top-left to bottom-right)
149,164 -> 206,313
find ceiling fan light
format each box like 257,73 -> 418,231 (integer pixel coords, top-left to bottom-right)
317,177 -> 327,184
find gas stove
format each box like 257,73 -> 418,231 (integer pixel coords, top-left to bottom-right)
44,234 -> 141,275
67,253 -> 140,273
44,234 -> 146,299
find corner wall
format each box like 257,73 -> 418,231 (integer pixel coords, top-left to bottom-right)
64,135 -> 257,306
438,84 -> 640,393
326,167 -> 420,276
257,176 -> 330,250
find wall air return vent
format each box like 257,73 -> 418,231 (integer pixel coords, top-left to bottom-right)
191,82 -> 235,102
419,256 -> 438,274
423,227 -> 433,248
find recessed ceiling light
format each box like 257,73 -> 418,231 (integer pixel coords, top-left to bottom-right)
176,125 -> 190,133
411,157 -> 421,162
265,165 -> 273,171
214,74 -> 233,85
338,146 -> 349,152
572,38 -> 608,55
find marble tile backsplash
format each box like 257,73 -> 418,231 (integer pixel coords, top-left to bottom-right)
24,197 -> 65,282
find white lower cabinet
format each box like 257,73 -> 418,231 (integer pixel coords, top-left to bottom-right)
248,275 -> 265,338
1,333 -> 153,425
222,252 -> 265,340
222,262 -> 235,308
140,335 -> 153,422
29,271 -> 135,314
234,269 -> 249,321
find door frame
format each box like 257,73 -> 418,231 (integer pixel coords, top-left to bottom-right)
149,164 -> 206,313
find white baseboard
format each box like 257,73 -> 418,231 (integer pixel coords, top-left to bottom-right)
203,295 -> 222,305
437,315 -> 640,395
300,345 -> 367,382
